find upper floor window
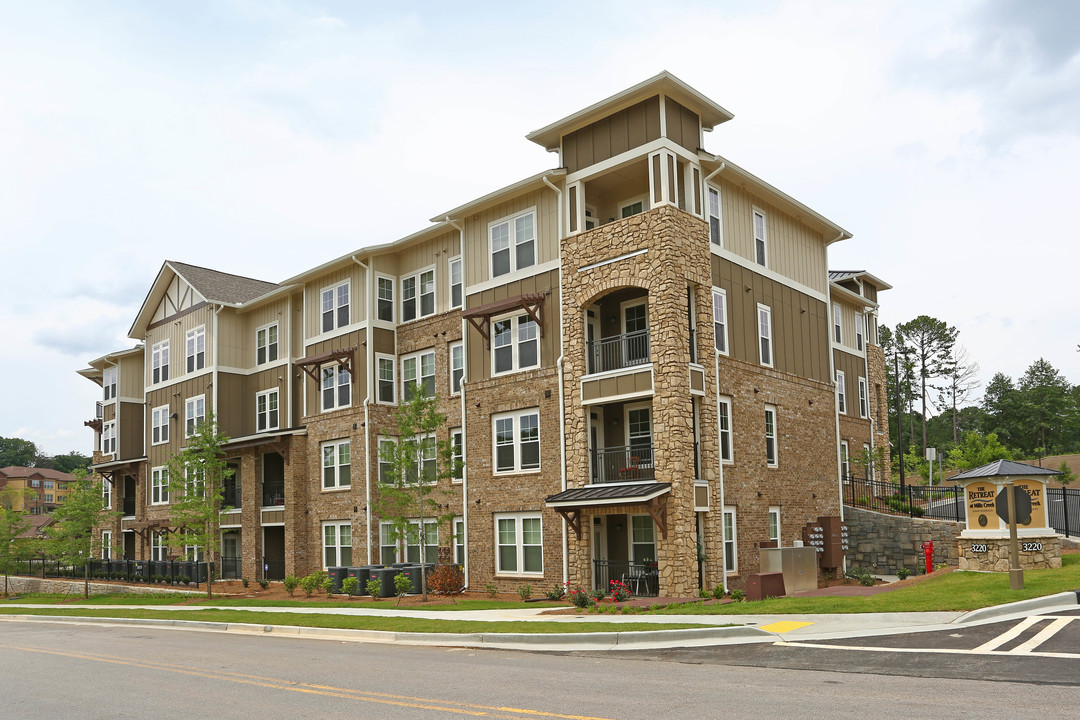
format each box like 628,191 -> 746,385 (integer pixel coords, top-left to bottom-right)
321,281 -> 350,333
322,439 -> 351,490
490,209 -> 535,278
620,199 -> 645,218
185,395 -> 205,437
401,269 -> 435,322
256,388 -> 279,432
103,366 -> 117,402
101,420 -> 116,455
833,304 -> 843,344
451,427 -> 463,482
450,342 -> 464,395
256,324 -> 278,365
840,440 -> 850,480
707,185 -> 722,246
493,409 -> 540,474
765,404 -> 778,467
753,209 -> 768,267
836,370 -> 847,414
321,365 -> 351,412
186,326 -> 206,373
493,314 -> 538,375
449,257 -> 463,310
378,437 -> 395,485
402,350 -> 435,400
150,466 -> 169,505
377,276 -> 394,322
859,377 -> 869,419
151,341 -> 170,384
712,289 -> 728,355
855,313 -> 865,352
757,304 -> 773,368
376,354 -> 396,405
718,396 -> 733,463
151,405 -> 170,445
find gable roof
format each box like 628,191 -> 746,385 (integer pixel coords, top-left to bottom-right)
0,466 -> 75,481
950,459 -> 1062,481
828,270 -> 893,291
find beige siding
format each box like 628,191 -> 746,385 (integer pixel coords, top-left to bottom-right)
562,96 -> 661,174
150,273 -> 204,324
463,189 -> 559,288
143,304 -> 215,386
218,298 -> 292,369
303,263 -> 366,341
832,296 -> 865,354
834,348 -> 867,417
581,369 -> 653,402
118,353 -> 144,398
392,228 -> 460,316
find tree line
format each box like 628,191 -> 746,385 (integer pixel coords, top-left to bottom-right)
0,436 -> 91,474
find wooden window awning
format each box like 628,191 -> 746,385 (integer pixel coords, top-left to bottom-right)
462,293 -> 546,349
222,433 -> 294,464
544,483 -> 670,540
295,347 -> 355,382
92,460 -> 144,486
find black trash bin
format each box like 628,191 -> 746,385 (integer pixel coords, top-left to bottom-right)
328,567 -> 348,593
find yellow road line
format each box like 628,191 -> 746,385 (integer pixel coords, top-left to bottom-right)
758,621 -> 813,633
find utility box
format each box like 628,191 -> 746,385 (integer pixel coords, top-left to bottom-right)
802,515 -> 848,570
760,546 -> 819,594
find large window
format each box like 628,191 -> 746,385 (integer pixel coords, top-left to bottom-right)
321,281 -> 350,333
723,506 -> 737,573
752,209 -> 767,267
321,364 -> 351,411
186,326 -> 206,373
495,513 -> 543,575
102,477 -> 111,510
401,350 -> 435,400
449,257 -> 462,309
631,516 -> 656,564
836,370 -> 847,414
377,276 -> 394,322
101,530 -> 112,560
322,522 -> 352,568
103,366 -> 117,402
451,428 -> 463,482
712,289 -> 728,354
151,405 -> 170,445
718,396 -> 733,463
256,324 -> 279,365
405,520 -> 438,564
707,185 -> 722,247
453,517 -> 465,566
492,314 -> 538,375
376,354 -> 396,404
855,313 -> 865,352
101,421 -> 116,455
322,439 -> 350,490
859,377 -> 869,419
833,303 -> 843,344
765,404 -> 778,468
490,209 -> 535,278
185,395 -> 205,437
151,341 -> 169,384
256,389 -> 279,432
840,440 -> 850,480
768,506 -> 781,546
401,269 -> 435,322
450,342 -> 463,394
493,409 -> 540,473
150,466 -> 169,505
757,304 -> 773,367
378,438 -> 395,485
151,531 -> 167,562
379,523 -> 397,566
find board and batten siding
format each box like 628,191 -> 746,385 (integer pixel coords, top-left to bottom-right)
303,263 -> 366,342
143,304 -> 215,388
463,189 -> 559,288
301,330 -> 367,419
561,96 -> 662,174
663,97 -> 700,154
388,229 -> 460,317
118,401 -> 144,460
118,353 -> 144,399
217,299 -> 291,370
833,348 -> 867,417
832,297 -> 865,355
145,375 -> 215,469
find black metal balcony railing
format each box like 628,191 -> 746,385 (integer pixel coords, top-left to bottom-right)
592,560 -> 658,596
262,483 -> 285,507
586,330 -> 650,374
590,445 -> 655,484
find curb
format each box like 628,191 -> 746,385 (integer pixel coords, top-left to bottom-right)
954,590 -> 1080,625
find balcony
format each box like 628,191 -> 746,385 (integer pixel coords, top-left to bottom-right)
586,330 -> 650,374
262,482 -> 285,507
590,445 -> 655,484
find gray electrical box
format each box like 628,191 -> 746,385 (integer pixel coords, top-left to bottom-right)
759,546 -> 819,595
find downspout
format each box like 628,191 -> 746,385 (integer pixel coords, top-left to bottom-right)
352,255 -> 373,565
213,304 -> 224,423
827,284 -> 844,531
704,162 -> 726,185
446,217 -> 469,588
714,349 -> 727,592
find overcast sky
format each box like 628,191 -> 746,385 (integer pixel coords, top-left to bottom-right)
3,0 -> 1078,456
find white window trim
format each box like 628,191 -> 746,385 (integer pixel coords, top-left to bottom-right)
321,520 -> 352,569
752,207 -> 768,267
858,376 -> 869,419
400,266 -> 437,323
321,439 -> 351,491
492,408 -> 540,475
494,512 -> 544,577
103,366 -> 117,404
757,304 -> 773,368
151,340 -> 170,385
833,303 -> 843,345
840,440 -> 850,480
491,312 -> 540,377
706,184 -> 723,247
401,349 -> 435,401
488,207 -> 537,279
375,274 -> 396,324
718,395 -> 733,464
320,280 -> 351,334
101,530 -> 112,560
448,256 -> 463,310
449,341 -> 464,396
185,394 -> 206,437
765,404 -> 778,468
151,531 -> 167,562
377,437 -> 396,486
450,427 -> 464,484
101,420 -> 117,455
151,404 -> 170,446
150,466 -> 169,506
723,506 -> 738,575
375,353 -> 397,405
712,287 -> 728,355
320,363 -> 352,413
864,443 -> 874,481
855,312 -> 865,352
618,194 -> 649,219
256,322 -> 279,366
256,388 -> 280,432
768,506 -> 781,547
836,370 -> 847,415
186,325 -> 206,374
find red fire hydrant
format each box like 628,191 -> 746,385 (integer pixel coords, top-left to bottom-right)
922,540 -> 934,575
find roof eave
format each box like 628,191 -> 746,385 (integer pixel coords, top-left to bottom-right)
432,169 -> 566,222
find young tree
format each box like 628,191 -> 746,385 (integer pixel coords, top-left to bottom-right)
375,391 -> 459,601
1057,460 -> 1077,487
0,491 -> 31,596
44,471 -> 118,598
1017,358 -> 1075,458
895,316 -> 958,456
947,431 -> 1013,471
167,414 -> 232,598
936,345 -> 980,445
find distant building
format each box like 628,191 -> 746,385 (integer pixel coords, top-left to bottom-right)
0,466 -> 76,514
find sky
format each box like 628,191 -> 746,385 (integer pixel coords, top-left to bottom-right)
2,0 -> 1078,456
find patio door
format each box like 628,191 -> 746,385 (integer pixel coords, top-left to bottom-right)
625,404 -> 653,471
622,300 -> 648,365
589,408 -> 604,483
586,307 -> 601,374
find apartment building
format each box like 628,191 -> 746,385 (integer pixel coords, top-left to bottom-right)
0,466 -> 76,514
79,72 -> 888,596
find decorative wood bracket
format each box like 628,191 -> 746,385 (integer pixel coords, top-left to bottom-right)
462,292 -> 546,349
554,508 -> 583,539
295,347 -> 356,383
646,496 -> 668,539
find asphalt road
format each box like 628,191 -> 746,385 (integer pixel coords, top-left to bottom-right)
1,619 -> 1076,720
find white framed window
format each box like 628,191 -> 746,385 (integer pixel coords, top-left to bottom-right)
151,531 -> 167,562
378,437 -> 396,485
450,341 -> 464,394
833,303 -> 843,344
752,208 -> 767,267
718,395 -> 733,463
453,517 -> 465,566
712,288 -> 728,355
321,439 -> 351,490
376,275 -> 395,323
631,515 -> 656,564
449,256 -> 463,310
765,404 -> 778,468
376,354 -> 396,405
757,304 -> 773,367
401,350 -> 435,400
864,443 -> 874,481
150,466 -> 169,505
619,197 -> 646,218
840,440 -> 850,480
320,364 -> 351,412
451,427 -> 463,482
378,435 -> 435,485
401,268 -> 435,322
103,366 -> 117,402
151,341 -> 169,384
101,420 -> 116,455
44,481 -> 54,489
707,185 -> 723,247
495,512 -> 543,575
855,313 -> 865,352
492,314 -> 539,375
185,395 -> 205,437
186,326 -> 206,373
405,520 -> 438,564
836,370 -> 847,414
322,521 -> 352,568
256,323 -> 279,365
723,506 -> 738,573
151,405 -> 170,445
102,477 -> 111,509
101,530 -> 112,560
321,281 -> 350,333
379,522 -> 397,565
768,506 -> 781,546
493,409 -> 540,473
858,377 -> 869,419
256,389 -> 279,432
489,208 -> 536,278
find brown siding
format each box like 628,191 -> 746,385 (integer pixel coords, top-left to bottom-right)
145,374 -> 216,468
373,327 -> 395,356
302,330 -> 366,418
217,372 -> 245,439
118,401 -> 143,459
581,369 -> 653,402
833,348 -> 866,418
562,96 -> 661,173
664,97 -> 700,153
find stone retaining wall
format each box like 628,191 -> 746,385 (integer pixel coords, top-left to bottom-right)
4,576 -> 198,596
844,507 -> 962,575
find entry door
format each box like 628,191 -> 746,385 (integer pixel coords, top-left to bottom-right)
122,531 -> 135,560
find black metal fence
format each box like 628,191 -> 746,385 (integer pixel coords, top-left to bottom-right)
9,557 -> 214,589
586,330 -> 650,374
591,560 -> 658,596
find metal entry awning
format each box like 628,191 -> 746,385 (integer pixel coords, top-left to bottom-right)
545,483 -> 671,540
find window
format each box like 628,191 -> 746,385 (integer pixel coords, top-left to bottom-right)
44,494 -> 53,503
103,366 -> 117,402
757,304 -> 773,367
186,326 -> 206,373
322,439 -> 350,490
833,304 -> 843,344
401,269 -> 435,322
151,466 -> 169,505
449,257 -> 462,310
765,405 -> 778,467
151,405 -> 170,445
101,531 -> 112,560
378,438 -> 395,485
864,443 -> 874,481
185,395 -> 205,437
707,185 -> 722,246
493,409 -> 540,473
377,276 -> 394,322
223,462 -> 241,508
631,515 -> 656,564
322,522 -> 352,568
490,209 -> 535,278
101,421 -> 116,455
30,479 -> 39,487
401,350 -> 435,400
451,428 -> 463,482
753,209 -> 767,266
718,396 -> 733,463
492,314 -> 538,375
376,354 -> 396,404
256,389 -> 279,432
836,371 -> 847,414
723,506 -> 737,573
185,462 -> 206,499
840,440 -> 851,480
321,281 -> 350,333
321,364 -> 351,411
855,313 -> 865,352
712,289 -> 728,354
151,531 -> 167,562
627,405 -> 653,465
256,324 -> 278,365
620,199 -> 645,218
405,520 -> 438,564
495,513 -> 543,575
102,478 -> 111,509
768,506 -> 781,546
453,517 -> 465,566
450,342 -> 464,394
151,341 -> 170,384
44,480 -> 54,489
379,522 -> 397,565
858,377 -> 869,419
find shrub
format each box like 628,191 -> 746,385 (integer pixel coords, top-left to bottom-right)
366,577 -> 381,598
729,588 -> 744,602
517,584 -> 532,601
896,567 -> 910,580
859,572 -> 875,587
258,578 -> 269,590
299,572 -> 323,597
284,575 -> 300,595
484,582 -> 498,598
567,585 -> 594,609
177,575 -> 190,586
544,584 -> 565,601
609,580 -> 630,603
241,578 -> 250,589
712,584 -> 725,600
699,588 -> 712,600
321,575 -> 334,595
341,576 -> 360,596
428,564 -> 465,596
588,587 -> 606,603
393,572 -> 413,602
